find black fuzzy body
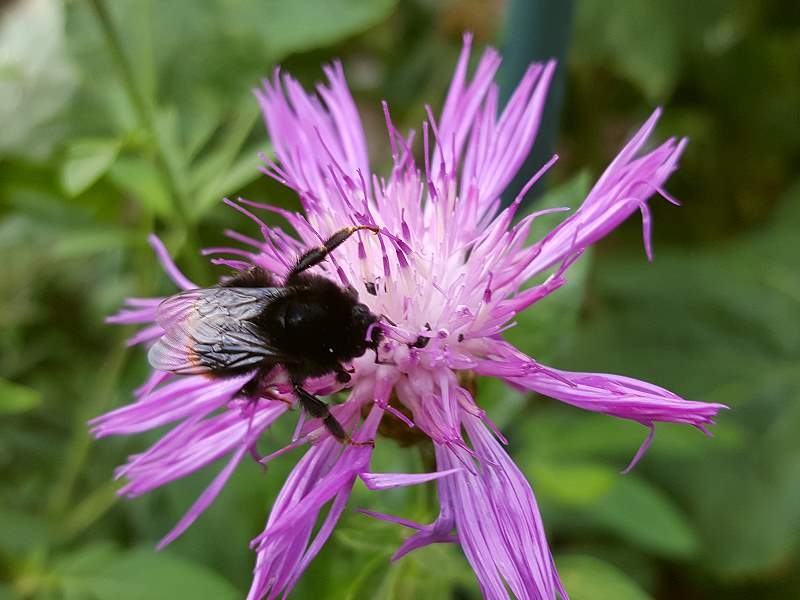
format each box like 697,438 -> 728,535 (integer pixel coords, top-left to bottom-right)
150,224 -> 383,441
222,267 -> 379,382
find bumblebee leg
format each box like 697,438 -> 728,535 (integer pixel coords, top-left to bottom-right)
334,363 -> 353,384
292,382 -> 347,442
292,380 -> 374,446
287,225 -> 379,283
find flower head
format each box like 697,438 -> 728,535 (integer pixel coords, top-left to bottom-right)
95,34 -> 726,599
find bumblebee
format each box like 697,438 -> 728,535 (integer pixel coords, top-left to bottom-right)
149,226 -> 382,442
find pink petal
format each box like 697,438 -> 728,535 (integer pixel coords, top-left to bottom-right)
147,234 -> 196,291
438,416 -> 564,599
359,467 -> 462,490
510,364 -> 727,430
519,112 -> 686,282
247,405 -> 383,600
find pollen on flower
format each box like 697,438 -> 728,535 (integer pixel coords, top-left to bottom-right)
95,33 -> 726,600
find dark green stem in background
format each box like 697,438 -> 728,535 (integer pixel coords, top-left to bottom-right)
46,342 -> 127,520
88,0 -> 206,280
500,0 -> 575,208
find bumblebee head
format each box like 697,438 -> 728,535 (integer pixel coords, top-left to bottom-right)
351,302 -> 382,354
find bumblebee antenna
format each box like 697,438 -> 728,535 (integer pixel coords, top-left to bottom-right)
287,225 -> 379,283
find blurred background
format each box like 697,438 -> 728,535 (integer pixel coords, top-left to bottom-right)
1,0 -> 798,598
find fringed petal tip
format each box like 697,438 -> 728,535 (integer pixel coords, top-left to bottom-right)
621,403 -> 729,474
359,468 -> 462,491
392,532 -> 459,562
621,424 -> 656,474
490,350 -> 729,433
357,509 -> 458,563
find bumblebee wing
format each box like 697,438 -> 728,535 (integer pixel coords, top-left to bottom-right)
148,317 -> 277,374
149,287 -> 286,374
154,287 -> 284,329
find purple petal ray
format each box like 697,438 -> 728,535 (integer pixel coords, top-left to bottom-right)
359,467 -> 462,490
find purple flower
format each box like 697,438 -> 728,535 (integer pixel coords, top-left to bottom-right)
94,34 -> 726,599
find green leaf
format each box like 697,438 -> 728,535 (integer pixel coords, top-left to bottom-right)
181,92 -> 225,162
475,376 -> 527,431
152,108 -> 189,200
0,510 -> 50,555
52,542 -> 121,579
344,551 -> 394,600
188,102 -> 260,191
574,0 -> 681,100
59,481 -> 122,540
557,554 -> 652,600
517,171 -> 593,268
518,408 -> 743,464
187,99 -> 263,220
0,378 -> 42,414
674,447 -> 800,578
588,475 -> 700,559
528,460 -> 617,507
528,171 -> 592,240
370,543 -> 477,600
52,229 -> 137,259
107,157 -> 173,218
60,138 -> 122,197
259,0 -> 399,60
195,146 -> 263,215
60,548 -> 240,600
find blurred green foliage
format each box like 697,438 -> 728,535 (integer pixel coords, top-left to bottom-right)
1,0 -> 798,598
